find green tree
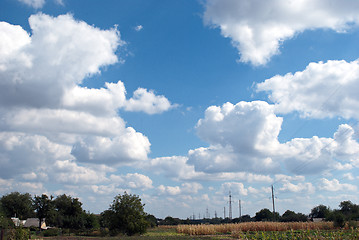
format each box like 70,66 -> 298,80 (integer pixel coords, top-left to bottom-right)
53,194 -> 84,229
145,214 -> 157,228
0,192 -> 34,219
33,194 -> 53,230
339,200 -> 359,220
281,210 -> 307,222
82,212 -> 100,229
104,192 -> 149,236
330,210 -> 346,228
0,208 -> 13,229
310,204 -> 330,219
100,209 -> 114,229
239,214 -> 252,222
255,208 -> 274,221
160,216 -> 181,225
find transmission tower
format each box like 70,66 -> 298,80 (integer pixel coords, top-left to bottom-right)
228,191 -> 233,220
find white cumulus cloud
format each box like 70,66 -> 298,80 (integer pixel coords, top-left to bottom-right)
204,0 -> 359,65
124,88 -> 177,114
319,178 -> 357,192
189,101 -> 282,173
257,60 -> 359,119
0,13 -> 176,194
110,173 -> 153,190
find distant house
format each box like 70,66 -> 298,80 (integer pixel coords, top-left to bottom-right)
23,218 -> 47,229
312,218 -> 324,222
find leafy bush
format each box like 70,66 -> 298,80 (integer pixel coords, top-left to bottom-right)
333,212 -> 345,228
348,220 -> 358,229
100,227 -> 109,237
8,227 -> 30,240
42,228 -> 60,236
0,215 -> 13,229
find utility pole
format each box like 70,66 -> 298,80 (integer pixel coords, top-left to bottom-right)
224,206 -> 226,219
271,185 -> 276,221
239,200 -> 242,219
228,191 -> 233,220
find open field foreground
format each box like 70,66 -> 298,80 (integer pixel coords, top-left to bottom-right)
177,222 -> 336,235
26,223 -> 359,240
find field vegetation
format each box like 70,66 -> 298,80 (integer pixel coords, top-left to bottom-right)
2,192 -> 359,239
177,222 -> 335,235
176,222 -> 359,239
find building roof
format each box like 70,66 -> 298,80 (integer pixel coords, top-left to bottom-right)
23,218 -> 47,229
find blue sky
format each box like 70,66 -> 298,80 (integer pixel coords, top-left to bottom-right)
1,0 -> 359,219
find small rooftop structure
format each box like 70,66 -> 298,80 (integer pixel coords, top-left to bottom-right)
11,217 -> 20,227
23,218 -> 47,229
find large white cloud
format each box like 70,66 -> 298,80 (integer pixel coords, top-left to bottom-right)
52,160 -> 108,184
71,128 -> 150,165
204,0 -> 359,65
63,81 -> 176,116
62,81 -> 127,117
257,59 -> 359,119
0,22 -> 31,71
0,132 -> 71,178
189,101 -> 282,173
0,13 -> 121,108
0,14 -> 175,115
185,101 -> 359,176
0,13 -> 179,197
145,102 -> 359,180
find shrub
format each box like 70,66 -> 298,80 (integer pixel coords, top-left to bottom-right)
333,212 -> 346,228
348,220 -> 358,229
8,227 -> 30,240
100,227 -> 109,237
42,228 -> 60,237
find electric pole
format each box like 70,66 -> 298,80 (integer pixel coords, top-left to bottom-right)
239,200 -> 242,219
228,191 -> 233,220
271,185 -> 276,221
224,206 -> 226,219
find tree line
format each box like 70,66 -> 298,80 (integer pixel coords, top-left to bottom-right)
0,191 -> 155,236
1,191 -> 359,236
158,201 -> 359,227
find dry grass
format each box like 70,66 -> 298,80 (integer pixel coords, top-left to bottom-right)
177,222 -> 334,235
